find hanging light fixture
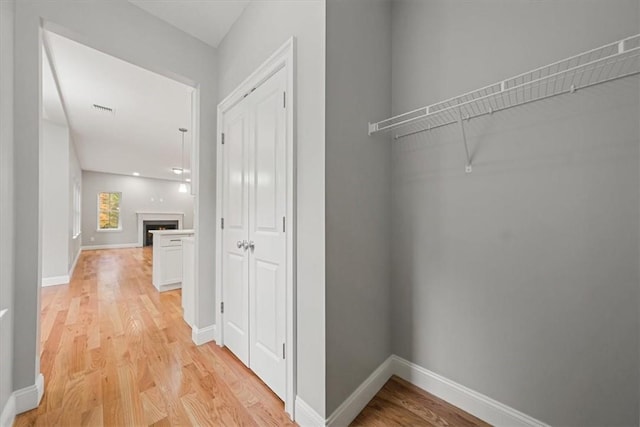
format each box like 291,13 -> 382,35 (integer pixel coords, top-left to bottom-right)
178,127 -> 188,193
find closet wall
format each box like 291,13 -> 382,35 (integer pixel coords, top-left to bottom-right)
325,0 -> 392,416
390,1 -> 639,425
0,0 -> 14,416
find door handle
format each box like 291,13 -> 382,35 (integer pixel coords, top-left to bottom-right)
237,240 -> 249,251
248,241 -> 255,251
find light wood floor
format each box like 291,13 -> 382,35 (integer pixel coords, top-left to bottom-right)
16,247 -> 489,427
15,247 -> 295,427
352,376 -> 491,427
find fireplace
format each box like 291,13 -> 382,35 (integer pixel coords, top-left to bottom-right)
136,212 -> 184,247
143,220 -> 179,246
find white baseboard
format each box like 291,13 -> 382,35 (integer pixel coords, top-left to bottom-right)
294,396 -> 325,427
191,324 -> 216,346
42,248 -> 81,287
390,356 -> 549,427
316,355 -> 548,427
326,356 -> 394,427
157,283 -> 182,293
14,373 -> 44,414
0,395 -> 15,427
81,243 -> 140,251
41,275 -> 69,287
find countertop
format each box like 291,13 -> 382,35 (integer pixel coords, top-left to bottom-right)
149,229 -> 195,235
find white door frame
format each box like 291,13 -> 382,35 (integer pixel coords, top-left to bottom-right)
215,37 -> 296,418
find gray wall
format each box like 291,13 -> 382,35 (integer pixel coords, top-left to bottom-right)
390,1 -> 639,425
217,0 -> 327,416
41,120 -> 70,279
81,170 -> 194,247
325,0 -> 392,415
0,0 -> 15,415
13,0 -> 218,393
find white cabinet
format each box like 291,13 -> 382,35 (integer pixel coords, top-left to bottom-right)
160,245 -> 183,284
182,237 -> 195,327
150,230 -> 194,292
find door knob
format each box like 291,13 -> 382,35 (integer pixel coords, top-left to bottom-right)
248,241 -> 255,251
237,240 -> 249,250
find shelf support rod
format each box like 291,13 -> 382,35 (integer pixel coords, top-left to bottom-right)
457,108 -> 472,174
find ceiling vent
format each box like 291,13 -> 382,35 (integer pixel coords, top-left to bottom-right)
92,104 -> 114,114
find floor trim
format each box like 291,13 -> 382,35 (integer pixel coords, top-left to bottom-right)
41,275 -> 69,287
0,395 -> 15,427
191,324 -> 216,346
391,356 -> 549,427
81,243 -> 140,251
319,355 -> 549,427
14,373 -> 44,414
326,356 -> 394,427
41,248 -> 81,287
294,396 -> 324,427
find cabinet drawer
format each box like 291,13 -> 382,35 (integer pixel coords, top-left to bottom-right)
159,236 -> 183,247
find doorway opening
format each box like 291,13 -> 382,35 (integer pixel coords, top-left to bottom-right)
37,23 -> 203,419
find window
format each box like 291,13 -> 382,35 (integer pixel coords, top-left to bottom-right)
73,182 -> 81,238
97,192 -> 121,231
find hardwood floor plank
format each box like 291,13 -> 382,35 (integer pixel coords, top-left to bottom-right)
141,386 -> 168,425
81,404 -> 103,426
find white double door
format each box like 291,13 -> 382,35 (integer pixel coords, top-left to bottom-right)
221,68 -> 287,400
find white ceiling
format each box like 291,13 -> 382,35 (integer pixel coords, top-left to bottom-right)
44,31 -> 194,182
129,0 -> 250,48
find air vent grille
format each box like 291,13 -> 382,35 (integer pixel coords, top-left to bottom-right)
92,104 -> 114,114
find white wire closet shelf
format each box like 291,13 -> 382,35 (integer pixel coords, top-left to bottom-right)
368,34 -> 640,173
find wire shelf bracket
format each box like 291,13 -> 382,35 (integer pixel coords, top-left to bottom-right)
368,34 -> 640,173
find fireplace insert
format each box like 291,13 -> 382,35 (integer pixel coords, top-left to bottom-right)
143,220 -> 179,246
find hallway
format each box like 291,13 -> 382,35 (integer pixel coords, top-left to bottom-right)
15,248 -> 295,426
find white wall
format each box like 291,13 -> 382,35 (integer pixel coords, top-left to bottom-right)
41,46 -> 82,285
390,1 -> 639,425
325,0 -> 392,416
81,171 -> 194,247
68,143 -> 81,271
217,0 -> 327,416
0,0 -> 15,417
13,0 -> 218,396
41,120 -> 71,280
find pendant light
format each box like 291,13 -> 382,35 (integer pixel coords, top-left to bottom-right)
178,127 -> 188,193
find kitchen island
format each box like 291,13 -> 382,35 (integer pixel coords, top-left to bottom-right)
149,229 -> 194,292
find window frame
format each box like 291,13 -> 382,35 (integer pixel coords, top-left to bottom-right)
96,191 -> 122,232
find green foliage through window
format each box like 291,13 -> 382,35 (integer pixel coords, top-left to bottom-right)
98,192 -> 121,230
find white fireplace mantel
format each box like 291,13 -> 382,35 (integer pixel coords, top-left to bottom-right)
136,212 -> 184,247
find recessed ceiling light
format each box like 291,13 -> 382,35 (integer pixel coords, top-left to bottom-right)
132,172 -> 140,176
172,168 -> 183,175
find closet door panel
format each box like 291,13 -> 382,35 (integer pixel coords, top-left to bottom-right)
248,68 -> 287,400
255,101 -> 279,231
221,101 -> 250,366
254,260 -> 279,353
